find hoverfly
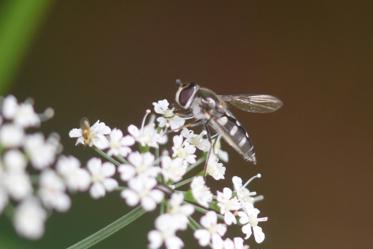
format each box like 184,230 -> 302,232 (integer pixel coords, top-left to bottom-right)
175,80 -> 283,164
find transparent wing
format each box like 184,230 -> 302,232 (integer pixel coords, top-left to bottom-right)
219,94 -> 283,113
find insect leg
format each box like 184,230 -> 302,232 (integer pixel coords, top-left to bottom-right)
163,119 -> 202,135
211,134 -> 220,154
203,122 -> 214,177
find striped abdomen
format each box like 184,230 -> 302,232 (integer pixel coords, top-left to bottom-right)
209,113 -> 256,164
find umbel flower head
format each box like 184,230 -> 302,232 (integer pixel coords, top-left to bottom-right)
67,98 -> 268,249
0,94 -> 269,249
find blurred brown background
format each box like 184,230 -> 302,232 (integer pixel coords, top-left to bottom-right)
0,1 -> 372,248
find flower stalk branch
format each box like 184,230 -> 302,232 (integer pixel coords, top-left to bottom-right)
67,206 -> 146,249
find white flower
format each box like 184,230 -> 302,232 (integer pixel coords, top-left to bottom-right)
2,95 -> 18,118
2,95 -> 40,128
153,99 -> 185,130
148,214 -> 184,249
181,128 -> 210,152
161,156 -> 187,182
217,188 -> 240,225
69,120 -> 111,149
191,176 -> 213,208
107,128 -> 134,157
172,135 -> 196,164
153,99 -> 171,115
232,176 -> 260,208
39,170 -> 71,212
213,136 -> 229,162
128,122 -> 166,148
166,192 -> 194,230
14,198 -> 47,239
24,133 -> 60,170
3,171 -> 32,200
118,152 -> 159,181
56,156 -> 90,192
87,158 -> 118,199
3,150 -> 27,171
238,207 -> 267,243
0,124 -> 24,148
194,211 -> 227,247
206,154 -> 226,180
121,177 -> 164,211
223,237 -> 248,249
157,115 -> 185,131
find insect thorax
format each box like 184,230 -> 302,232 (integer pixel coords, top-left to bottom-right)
189,88 -> 225,120
190,97 -> 208,120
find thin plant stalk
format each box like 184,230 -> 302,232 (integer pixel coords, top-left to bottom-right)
67,206 -> 146,249
188,216 -> 201,230
93,147 -> 121,166
174,176 -> 195,189
186,157 -> 205,174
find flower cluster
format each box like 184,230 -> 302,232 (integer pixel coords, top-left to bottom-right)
0,95 -> 268,248
0,96 -> 90,239
68,99 -> 268,249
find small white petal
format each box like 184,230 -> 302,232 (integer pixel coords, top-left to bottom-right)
121,189 -> 139,206
241,224 -> 252,239
2,95 -> 18,119
0,124 -> 24,147
68,128 -> 82,138
148,230 -> 163,249
122,135 -> 135,146
87,158 -> 102,175
103,178 -> 118,191
194,229 -> 210,246
141,196 -> 157,211
102,162 -> 115,177
118,165 -> 135,181
14,198 -> 46,239
150,189 -> 164,203
165,236 -> 184,249
90,183 -> 105,199
127,125 -> 139,137
4,150 -> 27,171
92,134 -> 109,149
169,116 -> 185,130
253,226 -> 265,243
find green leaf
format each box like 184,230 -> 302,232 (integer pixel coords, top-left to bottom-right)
0,0 -> 52,93
66,206 -> 146,249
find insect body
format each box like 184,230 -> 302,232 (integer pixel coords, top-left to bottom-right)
175,81 -> 283,164
80,117 -> 92,145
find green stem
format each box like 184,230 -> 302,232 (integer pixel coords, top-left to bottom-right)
173,176 -> 195,189
67,206 -> 146,249
114,186 -> 125,191
191,203 -> 224,220
194,205 -> 224,220
186,157 -> 206,174
93,147 -> 121,166
115,155 -> 129,164
188,216 -> 201,230
160,200 -> 166,215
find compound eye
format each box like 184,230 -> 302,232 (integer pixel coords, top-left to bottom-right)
178,83 -> 196,106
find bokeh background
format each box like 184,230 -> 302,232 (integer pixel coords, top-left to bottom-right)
0,1 -> 372,248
